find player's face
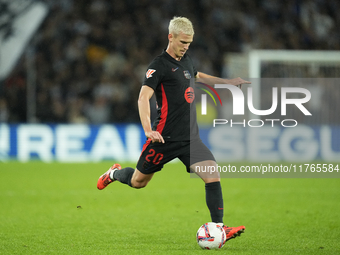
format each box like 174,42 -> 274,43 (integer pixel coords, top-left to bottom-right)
170,32 -> 193,59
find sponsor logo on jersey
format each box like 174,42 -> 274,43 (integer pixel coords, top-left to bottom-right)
184,87 -> 195,103
146,69 -> 156,79
172,67 -> 178,72
183,70 -> 191,79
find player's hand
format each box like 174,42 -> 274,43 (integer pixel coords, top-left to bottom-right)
145,131 -> 165,143
227,77 -> 251,89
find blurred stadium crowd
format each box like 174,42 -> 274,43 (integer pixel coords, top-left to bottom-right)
1,0 -> 339,123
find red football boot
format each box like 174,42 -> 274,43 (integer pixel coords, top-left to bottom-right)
223,225 -> 245,243
97,164 -> 122,190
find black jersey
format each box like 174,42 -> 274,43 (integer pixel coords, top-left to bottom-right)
143,50 -> 199,141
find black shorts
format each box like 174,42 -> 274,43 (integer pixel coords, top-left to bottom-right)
136,138 -> 215,174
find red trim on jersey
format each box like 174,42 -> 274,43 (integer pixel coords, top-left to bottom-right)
156,84 -> 168,135
140,138 -> 152,156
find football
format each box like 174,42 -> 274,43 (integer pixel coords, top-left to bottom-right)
196,222 -> 226,250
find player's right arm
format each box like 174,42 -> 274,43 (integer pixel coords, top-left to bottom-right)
138,85 -> 165,143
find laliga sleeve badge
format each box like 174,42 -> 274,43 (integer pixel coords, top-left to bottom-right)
146,69 -> 156,79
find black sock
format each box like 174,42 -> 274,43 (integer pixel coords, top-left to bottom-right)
205,181 -> 224,223
113,167 -> 135,187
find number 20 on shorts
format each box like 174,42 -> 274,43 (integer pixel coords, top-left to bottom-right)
145,149 -> 164,165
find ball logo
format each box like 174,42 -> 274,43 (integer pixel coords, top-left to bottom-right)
185,87 -> 195,103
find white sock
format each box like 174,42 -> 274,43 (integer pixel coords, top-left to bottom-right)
109,169 -> 115,180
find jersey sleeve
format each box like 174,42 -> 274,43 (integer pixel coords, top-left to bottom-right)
186,54 -> 197,77
193,64 -> 197,77
142,58 -> 163,90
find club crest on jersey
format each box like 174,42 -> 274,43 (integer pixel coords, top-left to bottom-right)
183,70 -> 191,79
146,69 -> 156,79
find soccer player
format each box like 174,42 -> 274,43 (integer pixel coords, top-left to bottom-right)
97,16 -> 250,243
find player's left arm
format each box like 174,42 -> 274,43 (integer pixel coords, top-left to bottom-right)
196,72 -> 251,87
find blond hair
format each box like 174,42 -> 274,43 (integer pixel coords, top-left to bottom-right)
168,16 -> 194,36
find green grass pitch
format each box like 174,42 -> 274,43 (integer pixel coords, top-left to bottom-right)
0,162 -> 339,254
